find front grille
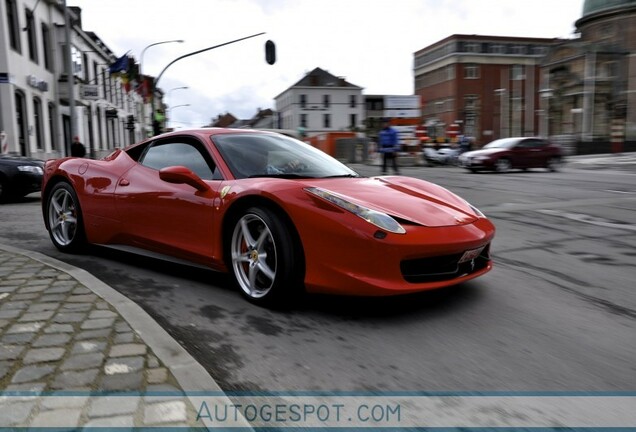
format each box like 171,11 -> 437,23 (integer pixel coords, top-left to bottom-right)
400,244 -> 490,283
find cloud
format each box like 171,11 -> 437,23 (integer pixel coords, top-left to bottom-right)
71,0 -> 583,127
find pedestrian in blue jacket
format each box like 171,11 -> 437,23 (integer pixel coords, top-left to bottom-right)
379,119 -> 400,174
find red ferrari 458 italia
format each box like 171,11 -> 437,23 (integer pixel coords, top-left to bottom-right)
42,128 -> 495,306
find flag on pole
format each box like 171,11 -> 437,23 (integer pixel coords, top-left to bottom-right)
108,53 -> 129,75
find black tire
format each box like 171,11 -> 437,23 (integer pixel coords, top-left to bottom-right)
494,158 -> 511,173
45,182 -> 87,253
228,206 -> 302,307
547,156 -> 561,172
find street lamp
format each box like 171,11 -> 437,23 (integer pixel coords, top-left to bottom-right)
139,39 -> 184,136
140,39 -> 184,76
167,103 -> 191,113
167,104 -> 191,129
151,32 -> 267,133
168,86 -> 189,103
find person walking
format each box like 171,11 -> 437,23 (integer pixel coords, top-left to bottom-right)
70,136 -> 86,158
379,119 -> 400,174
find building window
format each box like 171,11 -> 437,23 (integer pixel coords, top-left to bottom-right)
446,65 -> 455,80
350,95 -> 356,108
350,114 -> 357,129
33,98 -> 43,149
489,44 -> 505,54
603,61 -> 618,78
83,53 -> 89,81
102,69 -> 108,101
510,45 -> 526,55
323,113 -> 331,128
300,114 -> 307,128
464,42 -> 481,53
532,46 -> 547,55
464,64 -> 479,79
299,94 -> 306,108
48,103 -> 57,151
71,45 -> 83,77
464,94 -> 479,111
511,64 -> 525,80
25,8 -> 38,63
323,94 -> 330,108
6,0 -> 21,52
41,23 -> 52,71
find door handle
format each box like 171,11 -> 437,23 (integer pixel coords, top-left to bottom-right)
118,179 -> 130,186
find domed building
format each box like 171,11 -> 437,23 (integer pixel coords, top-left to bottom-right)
541,0 -> 636,152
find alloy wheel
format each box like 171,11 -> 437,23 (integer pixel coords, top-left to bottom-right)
495,158 -> 511,173
231,213 -> 278,299
48,187 -> 79,247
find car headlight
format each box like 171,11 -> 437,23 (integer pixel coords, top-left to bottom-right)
305,187 -> 406,234
17,165 -> 43,175
474,156 -> 490,161
463,200 -> 485,217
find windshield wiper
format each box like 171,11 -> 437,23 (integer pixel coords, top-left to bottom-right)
320,174 -> 360,178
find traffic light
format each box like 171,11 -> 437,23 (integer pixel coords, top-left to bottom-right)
153,120 -> 161,136
265,40 -> 276,65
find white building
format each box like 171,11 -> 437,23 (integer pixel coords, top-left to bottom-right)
0,2 -> 144,159
274,67 -> 364,137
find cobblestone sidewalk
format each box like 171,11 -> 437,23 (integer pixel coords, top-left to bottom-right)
0,245 -> 243,428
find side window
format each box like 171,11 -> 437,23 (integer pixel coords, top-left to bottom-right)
523,139 -> 544,148
140,141 -> 220,180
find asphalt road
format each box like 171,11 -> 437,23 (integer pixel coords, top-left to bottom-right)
2,160 -> 635,392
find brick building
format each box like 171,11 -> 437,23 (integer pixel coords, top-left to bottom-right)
413,34 -> 560,147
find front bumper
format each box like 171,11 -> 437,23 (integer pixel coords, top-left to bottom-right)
459,157 -> 494,170
300,215 -> 496,296
11,172 -> 43,196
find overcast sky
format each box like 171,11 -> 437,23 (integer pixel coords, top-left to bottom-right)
69,0 -> 585,129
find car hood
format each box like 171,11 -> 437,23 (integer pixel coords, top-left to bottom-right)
0,155 -> 45,167
306,176 -> 479,227
461,148 -> 505,158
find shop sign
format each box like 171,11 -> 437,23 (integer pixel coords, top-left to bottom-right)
80,84 -> 100,100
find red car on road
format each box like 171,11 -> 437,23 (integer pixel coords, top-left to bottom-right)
458,137 -> 563,173
42,128 -> 495,306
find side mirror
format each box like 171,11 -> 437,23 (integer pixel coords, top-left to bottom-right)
159,166 -> 210,192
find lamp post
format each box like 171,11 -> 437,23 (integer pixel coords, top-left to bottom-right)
168,86 -> 189,104
140,39 -> 184,75
166,104 -> 191,129
63,0 -> 75,157
151,32 -> 268,135
495,88 -> 507,139
139,39 -> 184,136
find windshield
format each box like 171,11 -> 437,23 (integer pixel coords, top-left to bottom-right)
483,138 -> 519,149
212,133 -> 360,179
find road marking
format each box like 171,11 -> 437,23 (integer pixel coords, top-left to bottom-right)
536,209 -> 636,231
482,196 -> 636,214
605,189 -> 636,194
